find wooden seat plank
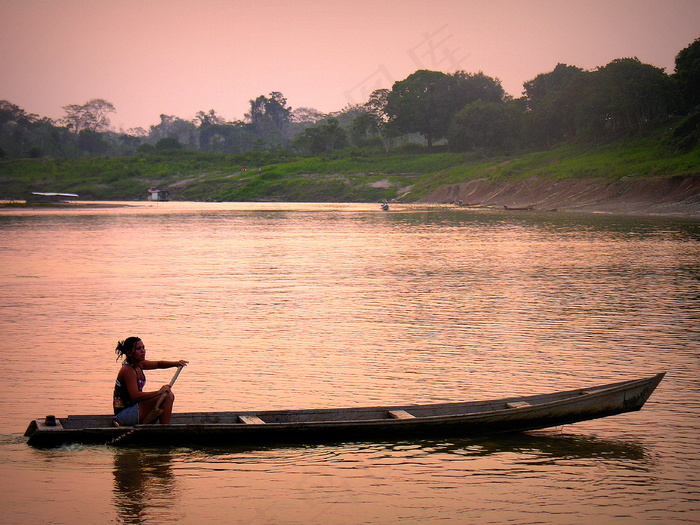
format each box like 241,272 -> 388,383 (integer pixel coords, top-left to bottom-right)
239,415 -> 265,425
388,410 -> 415,419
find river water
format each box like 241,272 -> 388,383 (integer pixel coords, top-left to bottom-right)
0,202 -> 698,524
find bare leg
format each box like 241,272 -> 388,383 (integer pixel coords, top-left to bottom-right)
159,392 -> 175,424
138,392 -> 175,424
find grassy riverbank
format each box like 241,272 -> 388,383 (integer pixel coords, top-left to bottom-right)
1,119 -> 698,207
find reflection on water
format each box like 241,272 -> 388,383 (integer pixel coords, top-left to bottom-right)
112,450 -> 178,525
104,432 -> 652,525
414,432 -> 649,464
188,431 -> 650,467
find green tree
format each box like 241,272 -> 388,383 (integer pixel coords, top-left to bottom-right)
523,64 -> 584,106
115,133 -> 144,156
155,137 -> 183,151
149,115 -> 197,148
366,89 -> 390,121
444,71 -> 506,107
60,99 -> 115,134
582,58 -> 675,135
286,107 -> 326,144
0,101 -> 80,157
0,100 -> 38,156
34,117 -> 77,157
246,92 -> 292,146
448,100 -> 523,152
265,92 -> 292,136
350,89 -> 394,152
290,107 -> 326,125
199,121 -> 253,153
137,143 -> 156,154
194,109 -> 225,127
385,70 -> 506,148
0,100 -> 37,127
351,112 -> 386,150
674,37 -> 700,113
292,118 -> 347,154
78,129 -> 110,155
522,58 -> 676,143
522,64 -> 586,146
384,70 -> 448,148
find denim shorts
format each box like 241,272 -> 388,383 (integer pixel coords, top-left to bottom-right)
114,404 -> 139,426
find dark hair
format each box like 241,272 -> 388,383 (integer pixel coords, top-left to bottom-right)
115,336 -> 142,362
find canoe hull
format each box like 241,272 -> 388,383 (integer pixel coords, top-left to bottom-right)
25,373 -> 665,448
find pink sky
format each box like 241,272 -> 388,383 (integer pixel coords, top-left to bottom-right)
2,0 -> 699,131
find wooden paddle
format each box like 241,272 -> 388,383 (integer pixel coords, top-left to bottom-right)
142,365 -> 184,424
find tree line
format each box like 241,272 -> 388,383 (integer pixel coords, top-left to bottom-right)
1,37 -> 698,160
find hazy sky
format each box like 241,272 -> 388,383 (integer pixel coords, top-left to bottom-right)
2,0 -> 699,131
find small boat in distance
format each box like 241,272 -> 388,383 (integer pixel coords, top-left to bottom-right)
24,373 -> 665,448
504,205 -> 534,211
27,192 -> 79,203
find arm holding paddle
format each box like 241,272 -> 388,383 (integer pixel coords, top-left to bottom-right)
141,359 -> 189,370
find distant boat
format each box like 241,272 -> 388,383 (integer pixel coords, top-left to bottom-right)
381,201 -> 389,211
504,205 -> 534,211
24,373 -> 664,448
28,192 -> 79,203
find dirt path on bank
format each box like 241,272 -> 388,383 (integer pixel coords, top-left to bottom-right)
416,174 -> 700,218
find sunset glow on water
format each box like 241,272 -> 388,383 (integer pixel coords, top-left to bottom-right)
0,203 -> 698,524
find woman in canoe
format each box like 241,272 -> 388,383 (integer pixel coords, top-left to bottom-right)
113,337 -> 188,426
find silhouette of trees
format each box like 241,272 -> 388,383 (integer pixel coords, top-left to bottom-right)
1,36 -> 698,159
292,118 -> 347,153
246,91 -> 292,147
61,99 -> 115,134
383,70 -> 506,148
674,37 -> 700,113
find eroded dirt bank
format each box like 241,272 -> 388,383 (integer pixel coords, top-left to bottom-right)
416,174 -> 700,217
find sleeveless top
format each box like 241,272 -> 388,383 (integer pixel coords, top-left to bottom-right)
113,363 -> 146,415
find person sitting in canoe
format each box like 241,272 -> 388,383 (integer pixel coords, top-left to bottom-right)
113,337 -> 188,426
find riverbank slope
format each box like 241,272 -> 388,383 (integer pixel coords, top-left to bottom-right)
416,174 -> 700,217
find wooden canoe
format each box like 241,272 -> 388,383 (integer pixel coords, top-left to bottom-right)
24,373 -> 664,448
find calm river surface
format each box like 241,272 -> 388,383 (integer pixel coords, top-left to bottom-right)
0,202 -> 698,524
